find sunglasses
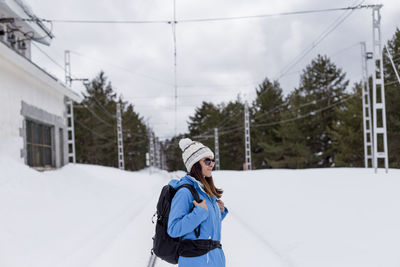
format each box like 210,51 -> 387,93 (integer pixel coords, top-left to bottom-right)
203,158 -> 215,166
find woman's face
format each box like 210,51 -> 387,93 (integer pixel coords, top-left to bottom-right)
199,156 -> 215,177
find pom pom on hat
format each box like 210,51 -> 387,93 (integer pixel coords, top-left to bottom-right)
179,138 -> 214,172
179,138 -> 193,152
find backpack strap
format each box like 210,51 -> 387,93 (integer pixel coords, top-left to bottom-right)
177,184 -> 201,202
176,184 -> 202,238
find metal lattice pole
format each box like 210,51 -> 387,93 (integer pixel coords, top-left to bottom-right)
371,6 -> 389,173
116,103 -> 125,170
162,149 -> 167,170
64,50 -> 71,87
155,137 -> 161,169
149,130 -> 155,167
244,101 -> 252,170
214,128 -> 220,170
360,42 -> 374,168
66,99 -> 76,163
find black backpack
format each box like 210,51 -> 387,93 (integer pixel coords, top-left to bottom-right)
152,184 -> 201,264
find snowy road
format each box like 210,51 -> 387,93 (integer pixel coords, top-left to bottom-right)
1,156 -> 400,267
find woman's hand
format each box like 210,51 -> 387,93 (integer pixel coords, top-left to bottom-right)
216,199 -> 225,212
193,200 -> 208,211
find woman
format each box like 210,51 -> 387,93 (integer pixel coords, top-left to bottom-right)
167,138 -> 228,267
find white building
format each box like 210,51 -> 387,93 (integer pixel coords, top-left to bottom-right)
0,0 -> 81,169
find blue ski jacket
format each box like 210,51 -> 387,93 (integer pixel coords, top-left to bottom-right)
167,174 -> 228,267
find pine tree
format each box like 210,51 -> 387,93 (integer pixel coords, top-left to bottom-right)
218,99 -> 245,170
74,71 -> 148,170
265,92 -> 313,168
293,54 -> 349,167
330,83 -> 364,167
123,103 -> 148,170
75,71 -> 118,167
164,134 -> 187,171
251,78 -> 284,168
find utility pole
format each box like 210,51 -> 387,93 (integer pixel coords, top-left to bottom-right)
371,6 -> 389,173
65,50 -> 71,87
360,42 -> 374,168
64,50 -> 75,164
116,103 -> 125,170
66,99 -> 76,164
64,50 -> 88,164
155,137 -> 161,169
214,128 -> 220,170
244,101 -> 252,170
162,149 -> 167,170
148,129 -> 155,168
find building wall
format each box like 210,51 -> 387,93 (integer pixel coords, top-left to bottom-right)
0,46 -> 68,168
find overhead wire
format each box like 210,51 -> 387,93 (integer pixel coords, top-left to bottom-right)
251,95 -> 356,128
193,94 -> 357,140
24,3 -> 376,145
19,4 -> 376,24
31,42 -> 66,72
69,50 -> 173,87
74,118 -> 109,140
193,2 -> 364,140
274,0 -> 365,80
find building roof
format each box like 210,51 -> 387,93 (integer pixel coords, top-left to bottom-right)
0,40 -> 82,103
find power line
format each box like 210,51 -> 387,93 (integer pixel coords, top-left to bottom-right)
31,42 -> 65,72
274,0 -> 364,80
195,94 -> 357,140
179,4 -> 375,23
252,95 -> 356,128
19,4 -> 377,24
69,50 -> 173,87
75,103 -> 115,128
75,118 -> 109,140
92,97 -> 116,120
191,2 -> 365,141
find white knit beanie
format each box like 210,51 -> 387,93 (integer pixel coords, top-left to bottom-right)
179,138 -> 214,173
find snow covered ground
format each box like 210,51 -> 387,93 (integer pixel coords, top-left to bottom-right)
1,154 -> 400,267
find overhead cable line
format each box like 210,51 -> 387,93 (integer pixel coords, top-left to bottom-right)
91,97 -> 116,120
252,95 -> 356,128
75,119 -> 109,140
195,93 -> 358,140
274,0 -> 364,80
31,42 -> 66,72
75,103 -> 115,128
253,94 -> 337,121
183,1 -> 366,141
69,50 -> 173,87
19,4 -> 377,24
178,4 -> 376,23
193,2 -> 363,138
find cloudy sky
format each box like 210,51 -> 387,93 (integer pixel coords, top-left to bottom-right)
27,0 -> 400,140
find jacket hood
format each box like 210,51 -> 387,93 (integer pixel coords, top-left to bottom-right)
169,174 -> 197,189
168,174 -> 209,197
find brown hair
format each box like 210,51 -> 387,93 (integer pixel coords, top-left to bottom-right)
189,162 -> 223,198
